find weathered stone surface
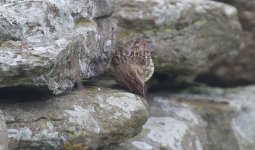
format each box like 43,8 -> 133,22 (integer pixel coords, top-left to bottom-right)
197,0 -> 255,86
108,85 -> 255,150
0,84 -> 148,149
114,0 -> 241,77
106,95 -> 207,150
224,86 -> 255,150
0,110 -> 8,150
175,85 -> 255,150
93,0 -> 114,18
0,0 -> 116,94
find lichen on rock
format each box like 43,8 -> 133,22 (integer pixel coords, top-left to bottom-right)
0,0 -> 116,94
114,0 -> 241,77
0,84 -> 148,149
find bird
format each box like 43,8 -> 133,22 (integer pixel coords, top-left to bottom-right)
111,37 -> 154,98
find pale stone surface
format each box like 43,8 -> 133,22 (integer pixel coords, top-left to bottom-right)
114,0 -> 241,77
0,110 -> 8,150
0,0 -> 116,94
107,85 -> 255,150
0,84 -> 148,150
225,86 -> 255,150
176,85 -> 255,150
106,95 -> 207,150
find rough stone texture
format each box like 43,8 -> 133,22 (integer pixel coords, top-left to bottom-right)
106,95 -> 207,150
0,0 -> 116,94
175,85 -> 255,150
224,86 -> 255,150
0,110 -> 9,150
107,85 -> 255,150
197,0 -> 255,86
0,84 -> 148,150
175,92 -> 240,150
114,0 -> 241,77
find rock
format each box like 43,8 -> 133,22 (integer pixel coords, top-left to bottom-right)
0,110 -> 9,150
114,0 -> 241,77
106,95 -> 207,150
93,0 -> 114,18
197,0 -> 255,86
0,0 -> 116,94
176,95 -> 240,150
173,85 -> 255,150
0,83 -> 148,149
108,85 -> 255,150
224,86 -> 255,150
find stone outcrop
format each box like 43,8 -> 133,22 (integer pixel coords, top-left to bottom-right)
0,83 -> 148,149
106,95 -> 207,150
224,86 -> 255,150
107,85 -> 255,150
197,0 -> 255,86
1,0 -> 254,150
0,0 -> 116,94
114,0 -> 241,77
178,86 -> 255,150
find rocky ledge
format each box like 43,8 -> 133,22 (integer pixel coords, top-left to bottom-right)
106,85 -> 255,150
114,0 -> 241,77
0,0 -> 254,150
0,83 -> 148,150
0,0 -> 116,94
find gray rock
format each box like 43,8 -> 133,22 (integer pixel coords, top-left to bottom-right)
93,0 -> 114,18
107,85 -> 255,150
176,94 -> 240,150
114,0 -> 241,77
0,110 -> 8,150
173,85 -> 255,150
0,85 -> 148,149
224,86 -> 255,150
197,0 -> 255,86
107,95 -> 207,150
0,0 -> 116,94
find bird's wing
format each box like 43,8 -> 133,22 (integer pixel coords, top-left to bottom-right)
114,63 -> 145,98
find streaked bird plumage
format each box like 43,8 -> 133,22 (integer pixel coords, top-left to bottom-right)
111,38 -> 154,97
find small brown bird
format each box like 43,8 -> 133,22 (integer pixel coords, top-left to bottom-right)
111,38 -> 154,98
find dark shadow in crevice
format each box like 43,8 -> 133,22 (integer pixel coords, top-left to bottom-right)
195,73 -> 252,88
0,85 -> 53,103
147,73 -> 195,93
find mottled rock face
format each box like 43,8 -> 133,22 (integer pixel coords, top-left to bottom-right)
175,86 -> 255,150
114,0 -> 241,76
106,96 -> 207,150
0,110 -> 8,150
0,0 -> 116,94
107,85 -> 255,150
0,84 -> 148,149
223,86 -> 255,150
197,0 -> 255,86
